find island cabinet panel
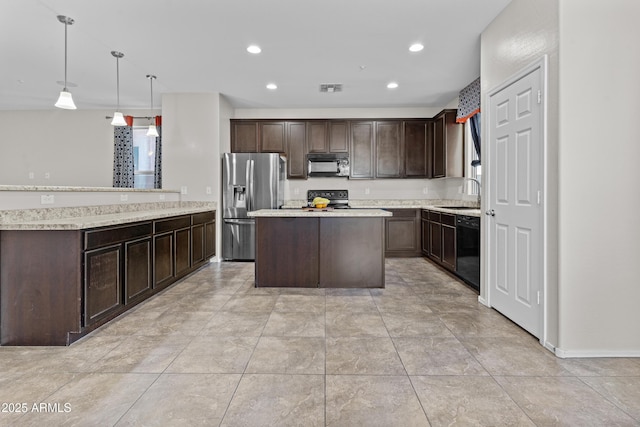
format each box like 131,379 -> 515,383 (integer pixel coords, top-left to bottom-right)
350,121 -> 375,178
385,209 -> 421,257
375,121 -> 403,178
192,211 -> 216,267
153,232 -> 174,288
255,217 -> 319,287
231,121 -> 259,152
175,228 -> 191,277
405,120 -> 433,178
286,121 -> 307,179
124,237 -> 153,304
441,213 -> 457,271
319,218 -> 385,288
260,121 -> 286,153
1,230 -> 82,346
84,244 -> 123,325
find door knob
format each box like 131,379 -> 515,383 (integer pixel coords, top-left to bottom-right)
485,209 -> 495,217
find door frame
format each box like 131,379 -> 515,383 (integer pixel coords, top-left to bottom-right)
482,55 -> 549,348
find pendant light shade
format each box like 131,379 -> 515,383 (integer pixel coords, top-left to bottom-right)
110,51 -> 127,126
146,74 -> 158,137
55,15 -> 76,110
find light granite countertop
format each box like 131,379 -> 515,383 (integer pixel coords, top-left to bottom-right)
282,199 -> 481,217
0,205 -> 216,231
0,185 -> 180,193
248,208 -> 392,218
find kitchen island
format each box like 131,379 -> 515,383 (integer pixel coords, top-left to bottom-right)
248,209 -> 392,288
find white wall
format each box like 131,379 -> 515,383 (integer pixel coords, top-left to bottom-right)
483,0 -> 640,355
556,0 -> 640,355
162,93 -> 220,202
0,108 -> 160,188
481,0 -> 560,350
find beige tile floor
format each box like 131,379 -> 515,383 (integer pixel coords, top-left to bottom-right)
1,258 -> 639,426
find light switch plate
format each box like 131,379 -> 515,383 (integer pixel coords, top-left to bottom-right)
120,194 -> 128,202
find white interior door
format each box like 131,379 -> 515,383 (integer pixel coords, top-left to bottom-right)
486,62 -> 544,338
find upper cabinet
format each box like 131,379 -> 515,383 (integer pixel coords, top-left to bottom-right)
433,109 -> 464,178
375,121 -> 403,178
230,112 -> 462,180
231,121 -> 259,152
404,120 -> 433,178
349,121 -> 375,179
259,121 -> 286,153
286,122 -> 307,179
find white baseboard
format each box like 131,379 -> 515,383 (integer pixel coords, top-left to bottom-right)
555,347 -> 640,358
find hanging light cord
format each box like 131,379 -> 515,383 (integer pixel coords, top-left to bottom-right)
115,56 -> 120,110
63,18 -> 69,91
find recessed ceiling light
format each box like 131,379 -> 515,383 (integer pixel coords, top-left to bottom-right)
387,82 -> 399,89
409,43 -> 424,52
247,45 -> 261,54
266,83 -> 277,90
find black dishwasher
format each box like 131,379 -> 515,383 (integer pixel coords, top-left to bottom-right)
456,215 -> 480,292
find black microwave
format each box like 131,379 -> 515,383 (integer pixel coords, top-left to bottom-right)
307,153 -> 350,177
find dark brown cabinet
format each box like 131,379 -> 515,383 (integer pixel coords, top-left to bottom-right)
376,121 -> 403,178
192,211 -> 216,267
231,121 -> 259,152
84,244 -> 123,325
433,109 -> 464,178
405,120 -> 433,178
83,221 -> 152,325
1,211 -> 216,346
124,237 -> 152,304
307,120 -> 349,154
384,209 -> 421,257
286,121 -> 307,179
423,209 -> 456,272
328,121 -> 349,153
350,121 -> 375,178
260,121 -> 286,152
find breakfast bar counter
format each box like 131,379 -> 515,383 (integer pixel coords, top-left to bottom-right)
248,209 -> 391,288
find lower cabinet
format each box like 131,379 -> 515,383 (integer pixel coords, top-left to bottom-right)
384,209 -> 421,257
1,210 -> 216,346
422,209 -> 456,272
84,244 -> 123,326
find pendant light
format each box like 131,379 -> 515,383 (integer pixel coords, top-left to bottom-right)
110,51 -> 127,126
146,74 -> 159,137
54,15 -> 77,110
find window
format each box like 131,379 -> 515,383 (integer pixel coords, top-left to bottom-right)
465,121 -> 481,195
132,127 -> 156,189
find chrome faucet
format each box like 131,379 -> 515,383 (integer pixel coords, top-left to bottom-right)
462,178 -> 481,207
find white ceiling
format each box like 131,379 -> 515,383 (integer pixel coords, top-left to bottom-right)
1,0 -> 511,111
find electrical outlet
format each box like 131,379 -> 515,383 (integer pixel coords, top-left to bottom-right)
120,194 -> 128,202
205,186 -> 212,195
293,188 -> 299,195
159,194 -> 165,201
40,194 -> 54,204
44,172 -> 50,179
423,187 -> 428,194
458,186 -> 463,194
181,186 -> 188,195
28,172 -> 35,179
364,188 -> 370,195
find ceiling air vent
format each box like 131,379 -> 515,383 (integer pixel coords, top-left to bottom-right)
320,84 -> 343,93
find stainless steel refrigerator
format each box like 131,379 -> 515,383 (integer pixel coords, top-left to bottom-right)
222,153 -> 285,260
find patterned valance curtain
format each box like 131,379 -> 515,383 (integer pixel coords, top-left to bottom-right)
153,115 -> 162,189
457,77 -> 481,166
113,115 -> 134,187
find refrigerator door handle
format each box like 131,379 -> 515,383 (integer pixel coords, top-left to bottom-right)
247,159 -> 255,211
